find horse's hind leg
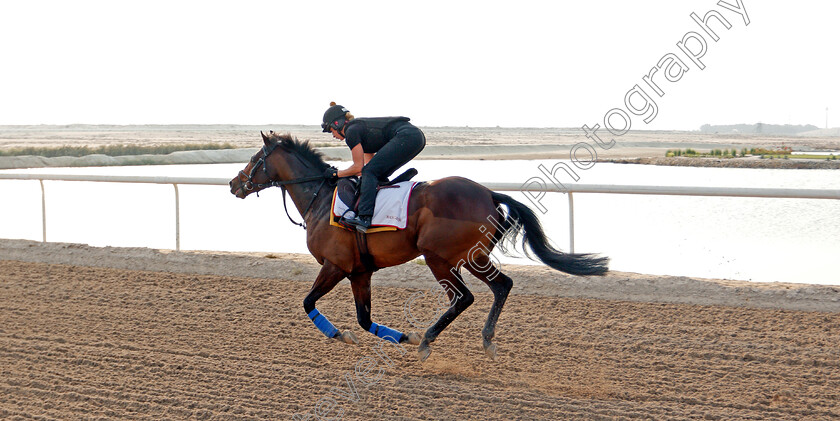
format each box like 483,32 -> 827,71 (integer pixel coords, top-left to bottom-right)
463,254 -> 513,361
417,253 -> 475,361
348,271 -> 421,345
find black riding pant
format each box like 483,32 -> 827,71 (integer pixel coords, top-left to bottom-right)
358,123 -> 426,217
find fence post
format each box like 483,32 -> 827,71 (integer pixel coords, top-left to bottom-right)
173,184 -> 180,251
568,192 -> 574,254
39,179 -> 47,243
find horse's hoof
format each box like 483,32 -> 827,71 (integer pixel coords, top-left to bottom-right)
406,332 -> 422,345
484,342 -> 498,361
418,344 -> 432,362
339,331 -> 358,344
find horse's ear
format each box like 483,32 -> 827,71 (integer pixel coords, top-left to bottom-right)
260,131 -> 269,145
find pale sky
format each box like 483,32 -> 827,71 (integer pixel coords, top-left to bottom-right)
1,0 -> 837,130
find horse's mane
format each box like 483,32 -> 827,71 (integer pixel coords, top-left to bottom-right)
270,132 -> 330,171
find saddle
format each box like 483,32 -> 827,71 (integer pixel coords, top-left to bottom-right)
336,168 -> 418,213
333,168 -> 419,273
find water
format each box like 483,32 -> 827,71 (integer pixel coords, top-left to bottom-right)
1,160 -> 838,285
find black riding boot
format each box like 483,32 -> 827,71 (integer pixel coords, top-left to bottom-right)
343,214 -> 372,233
344,174 -> 377,232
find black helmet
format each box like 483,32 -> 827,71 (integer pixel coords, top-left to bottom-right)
322,103 -> 349,133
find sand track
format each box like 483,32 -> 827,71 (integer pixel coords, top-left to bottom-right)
2,259 -> 839,420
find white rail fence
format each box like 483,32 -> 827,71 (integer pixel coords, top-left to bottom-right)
1,173 -> 839,252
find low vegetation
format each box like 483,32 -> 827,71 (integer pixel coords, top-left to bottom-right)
666,148 -> 747,157
0,143 -> 240,158
666,146 -> 837,160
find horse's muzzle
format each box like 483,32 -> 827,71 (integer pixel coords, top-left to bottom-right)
229,177 -> 248,199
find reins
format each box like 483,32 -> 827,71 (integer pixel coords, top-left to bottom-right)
278,177 -> 328,229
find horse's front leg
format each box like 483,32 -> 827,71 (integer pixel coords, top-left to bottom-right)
303,261 -> 357,344
349,271 -> 421,345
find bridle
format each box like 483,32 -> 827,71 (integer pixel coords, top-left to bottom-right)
238,142 -> 329,230
238,142 -> 279,192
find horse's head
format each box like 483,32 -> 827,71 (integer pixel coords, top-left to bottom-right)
229,131 -> 279,198
229,131 -> 328,199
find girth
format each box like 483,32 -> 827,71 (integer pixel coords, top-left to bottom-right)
354,231 -> 379,273
345,167 -> 419,273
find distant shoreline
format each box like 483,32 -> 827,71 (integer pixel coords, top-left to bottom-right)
3,146 -> 839,170
1,125 -> 839,170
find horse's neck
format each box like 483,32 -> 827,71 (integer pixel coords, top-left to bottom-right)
284,178 -> 332,225
279,160 -> 331,223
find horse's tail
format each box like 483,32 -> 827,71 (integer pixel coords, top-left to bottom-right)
490,191 -> 609,276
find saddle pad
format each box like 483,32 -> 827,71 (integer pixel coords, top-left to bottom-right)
330,181 -> 418,232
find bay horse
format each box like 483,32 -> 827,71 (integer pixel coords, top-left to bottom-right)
229,132 -> 608,361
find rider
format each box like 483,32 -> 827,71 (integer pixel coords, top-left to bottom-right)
321,102 -> 426,232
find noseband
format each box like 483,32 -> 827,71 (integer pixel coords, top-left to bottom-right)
238,143 -> 329,229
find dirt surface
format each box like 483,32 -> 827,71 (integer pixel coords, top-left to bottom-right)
2,240 -> 840,420
2,240 -> 840,313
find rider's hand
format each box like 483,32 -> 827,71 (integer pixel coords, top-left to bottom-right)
324,167 -> 338,181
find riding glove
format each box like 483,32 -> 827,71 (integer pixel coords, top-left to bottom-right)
324,167 -> 338,181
